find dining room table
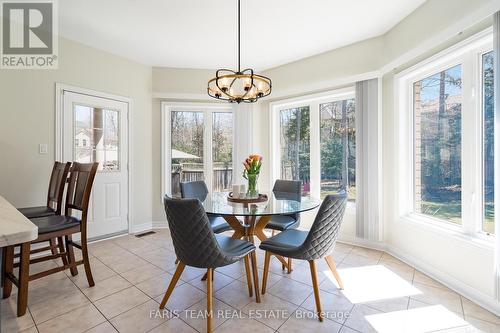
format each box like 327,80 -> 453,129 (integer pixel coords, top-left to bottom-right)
199,191 -> 321,272
0,195 -> 38,314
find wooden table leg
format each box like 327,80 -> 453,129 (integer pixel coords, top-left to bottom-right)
17,242 -> 30,316
253,216 -> 291,273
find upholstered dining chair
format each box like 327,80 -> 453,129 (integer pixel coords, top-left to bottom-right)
180,180 -> 232,234
18,161 -> 72,259
161,196 -> 260,333
260,193 -> 347,322
3,162 -> 98,316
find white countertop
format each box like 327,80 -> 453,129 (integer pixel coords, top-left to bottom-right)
0,195 -> 38,247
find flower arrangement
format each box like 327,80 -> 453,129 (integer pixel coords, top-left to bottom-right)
243,154 -> 262,198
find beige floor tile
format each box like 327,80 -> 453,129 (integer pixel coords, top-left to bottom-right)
343,304 -> 381,333
93,286 -> 150,319
238,268 -> 284,290
241,293 -> 299,330
215,317 -> 274,333
334,243 -> 354,254
68,257 -> 115,287
85,321 -> 118,333
136,272 -> 176,298
410,282 -> 463,315
462,297 -> 500,325
283,261 -> 328,287
215,262 -> 246,279
18,327 -> 38,333
154,283 -> 206,312
278,309 -> 343,333
339,326 -> 359,333
148,318 -> 198,333
110,299 -> 168,333
80,274 -> 132,302
120,262 -> 165,285
88,241 -> 124,258
188,271 -> 234,292
176,266 -> 207,282
341,254 -> 380,267
0,297 -> 35,333
379,260 -> 415,281
37,303 -> 106,333
214,280 -> 255,310
27,275 -> 80,306
105,254 -> 150,274
465,316 -> 500,333
413,270 -> 448,289
268,278 -> 313,305
181,297 -> 234,333
301,289 -> 353,325
29,288 -> 90,324
363,296 -> 410,313
349,247 -> 383,261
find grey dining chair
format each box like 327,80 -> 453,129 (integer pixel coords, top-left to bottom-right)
259,193 -> 347,322
161,196 -> 260,333
180,180 -> 232,234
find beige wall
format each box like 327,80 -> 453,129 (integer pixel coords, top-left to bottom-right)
0,37 -> 153,228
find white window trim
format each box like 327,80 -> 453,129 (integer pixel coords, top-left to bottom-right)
161,102 -> 234,200
269,87 -> 355,199
394,28 -> 494,242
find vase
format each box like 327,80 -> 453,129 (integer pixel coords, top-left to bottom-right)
246,173 -> 259,198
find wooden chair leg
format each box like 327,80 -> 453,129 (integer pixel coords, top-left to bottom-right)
81,233 -> 94,287
243,255 -> 253,297
325,255 -> 344,290
160,262 -> 185,309
17,242 -> 30,317
57,236 -> 68,266
308,260 -> 323,322
65,235 -> 78,276
3,246 -> 14,298
207,268 -> 213,333
250,251 -> 261,303
49,238 -> 57,255
261,251 -> 271,295
287,258 -> 293,273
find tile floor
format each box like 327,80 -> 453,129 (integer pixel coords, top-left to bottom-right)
2,229 -> 500,333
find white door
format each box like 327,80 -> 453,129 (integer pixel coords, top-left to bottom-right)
62,91 -> 128,239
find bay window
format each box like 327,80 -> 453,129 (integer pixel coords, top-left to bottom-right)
396,30 -> 494,237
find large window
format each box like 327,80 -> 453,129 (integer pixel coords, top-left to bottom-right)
413,65 -> 462,224
163,104 -> 233,198
320,99 -> 356,200
482,51 -> 495,234
280,106 -> 311,194
272,89 -> 356,201
397,31 -> 494,237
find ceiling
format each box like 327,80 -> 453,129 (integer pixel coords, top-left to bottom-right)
59,0 -> 426,70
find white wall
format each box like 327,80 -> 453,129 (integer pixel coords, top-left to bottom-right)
0,37 -> 153,229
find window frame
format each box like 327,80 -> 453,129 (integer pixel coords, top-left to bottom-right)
269,87 -> 356,200
395,28 -> 494,240
161,102 -> 235,199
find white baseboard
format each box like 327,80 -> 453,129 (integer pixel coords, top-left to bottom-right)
152,221 -> 169,229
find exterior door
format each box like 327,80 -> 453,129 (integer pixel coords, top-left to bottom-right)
62,91 -> 128,239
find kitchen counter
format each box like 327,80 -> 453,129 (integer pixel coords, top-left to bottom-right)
0,195 -> 38,247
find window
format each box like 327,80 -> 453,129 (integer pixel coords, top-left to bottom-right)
482,51 -> 494,234
397,30 -> 494,237
163,104 -> 234,198
320,99 -> 356,200
279,106 -> 310,194
271,88 -> 356,200
413,65 -> 462,224
73,105 -> 120,171
212,112 -> 233,192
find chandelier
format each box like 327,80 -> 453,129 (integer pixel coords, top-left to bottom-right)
207,0 -> 272,103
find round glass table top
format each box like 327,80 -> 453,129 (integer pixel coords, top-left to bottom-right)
199,191 -> 321,216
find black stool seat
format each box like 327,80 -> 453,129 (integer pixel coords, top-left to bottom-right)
215,234 -> 255,260
31,215 -> 81,234
18,206 -> 56,219
265,215 -> 300,231
209,216 -> 232,234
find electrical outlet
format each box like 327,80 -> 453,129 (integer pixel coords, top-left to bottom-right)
39,144 -> 48,154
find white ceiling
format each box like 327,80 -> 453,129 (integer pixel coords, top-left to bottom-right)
59,0 -> 426,70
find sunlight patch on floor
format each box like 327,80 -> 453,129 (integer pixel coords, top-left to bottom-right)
365,305 -> 468,333
323,265 -> 421,303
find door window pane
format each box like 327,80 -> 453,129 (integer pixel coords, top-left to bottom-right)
212,112 -> 233,192
170,111 -> 204,197
280,106 -> 310,194
482,51 -> 494,233
413,64 -> 462,223
320,99 -> 356,200
74,105 -> 120,171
